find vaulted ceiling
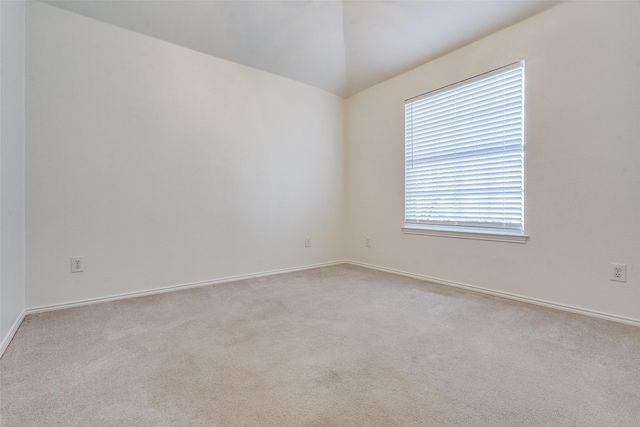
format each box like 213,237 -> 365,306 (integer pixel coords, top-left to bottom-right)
42,0 -> 558,97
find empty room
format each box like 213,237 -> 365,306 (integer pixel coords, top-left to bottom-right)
1,0 -> 639,425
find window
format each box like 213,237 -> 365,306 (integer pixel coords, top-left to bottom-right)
403,61 -> 526,243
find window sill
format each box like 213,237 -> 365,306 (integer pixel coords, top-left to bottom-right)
402,225 -> 528,244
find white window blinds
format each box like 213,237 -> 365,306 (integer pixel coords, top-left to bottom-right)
404,61 -> 524,234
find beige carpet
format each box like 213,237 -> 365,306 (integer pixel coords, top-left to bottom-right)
2,265 -> 640,426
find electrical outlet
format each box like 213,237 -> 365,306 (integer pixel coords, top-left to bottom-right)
366,237 -> 372,247
305,237 -> 311,248
71,256 -> 84,273
609,263 -> 626,282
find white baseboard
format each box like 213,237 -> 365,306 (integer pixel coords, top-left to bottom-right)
0,310 -> 26,359
347,260 -> 640,328
26,260 -> 347,315
10,259 -> 636,359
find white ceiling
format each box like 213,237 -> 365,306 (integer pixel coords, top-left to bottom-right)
42,0 -> 559,97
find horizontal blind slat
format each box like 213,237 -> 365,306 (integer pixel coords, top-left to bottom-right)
405,62 -> 524,231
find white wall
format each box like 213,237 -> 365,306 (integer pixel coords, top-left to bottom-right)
26,2 -> 345,309
24,1 -> 640,324
346,2 -> 640,321
1,0 -> 26,350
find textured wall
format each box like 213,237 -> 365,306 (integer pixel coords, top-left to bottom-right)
346,1 -> 640,321
26,3 -> 345,308
1,0 -> 26,350
0,1 -> 25,353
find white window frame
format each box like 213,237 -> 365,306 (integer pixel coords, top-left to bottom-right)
402,61 -> 528,243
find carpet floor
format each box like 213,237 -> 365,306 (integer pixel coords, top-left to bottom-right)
1,265 -> 640,426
